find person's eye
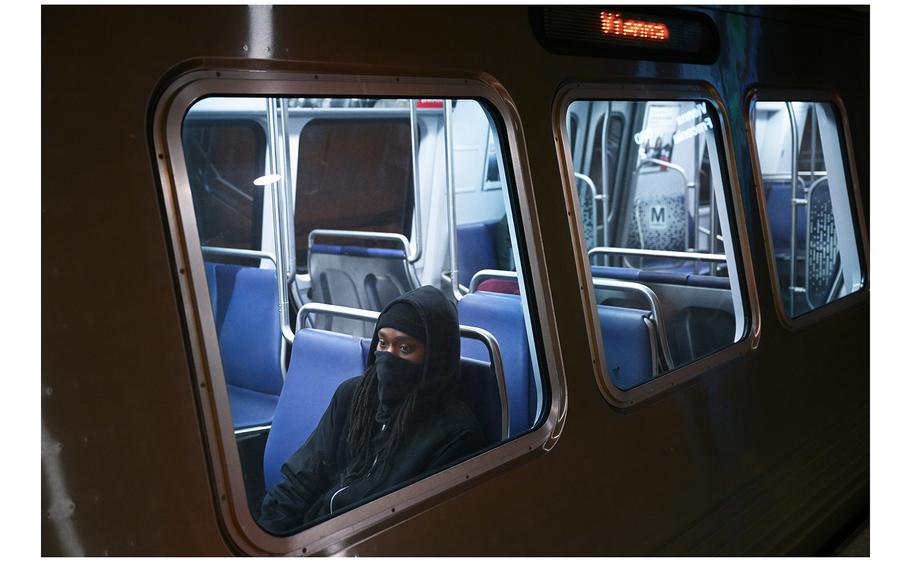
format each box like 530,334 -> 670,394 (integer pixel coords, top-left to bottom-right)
400,344 -> 411,353
378,339 -> 388,348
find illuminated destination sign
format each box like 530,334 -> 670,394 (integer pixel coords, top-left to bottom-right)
530,6 -> 719,64
600,11 -> 669,42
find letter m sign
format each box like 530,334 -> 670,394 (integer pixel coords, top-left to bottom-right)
650,206 -> 667,228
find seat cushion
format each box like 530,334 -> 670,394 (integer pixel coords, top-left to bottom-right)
227,385 -> 280,430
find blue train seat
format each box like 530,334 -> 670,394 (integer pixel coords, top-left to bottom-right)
764,179 -> 807,255
597,305 -> 655,390
457,291 -> 533,434
456,221 -> 499,288
207,263 -> 285,430
456,357 -> 504,446
263,328 -> 366,491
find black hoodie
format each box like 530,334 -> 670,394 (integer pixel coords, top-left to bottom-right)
258,286 -> 484,536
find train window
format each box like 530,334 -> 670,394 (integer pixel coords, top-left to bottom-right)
182,114 -> 266,260
750,100 -> 865,319
167,86 -> 551,551
565,97 -> 750,397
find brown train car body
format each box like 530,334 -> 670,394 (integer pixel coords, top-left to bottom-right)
42,5 -> 869,556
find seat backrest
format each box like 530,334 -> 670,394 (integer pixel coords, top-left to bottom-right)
457,291 -> 533,434
626,191 -> 692,270
805,179 -> 840,306
624,168 -> 698,271
764,179 -> 807,253
456,221 -> 499,288
591,265 -> 641,281
456,357 -> 504,446
686,274 -> 731,289
263,328 -> 366,491
476,278 -> 520,295
592,265 -> 730,289
597,305 -> 655,391
212,263 -> 284,396
308,244 -> 418,336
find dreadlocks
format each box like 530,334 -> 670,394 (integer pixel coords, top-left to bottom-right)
344,364 -> 426,481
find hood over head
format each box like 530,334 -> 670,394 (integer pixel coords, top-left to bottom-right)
367,285 -> 460,406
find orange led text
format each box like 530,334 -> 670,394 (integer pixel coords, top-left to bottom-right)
600,11 -> 670,42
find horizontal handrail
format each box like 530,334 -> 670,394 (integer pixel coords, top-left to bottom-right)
308,229 -> 411,253
296,302 -> 509,440
296,303 -> 379,330
468,269 -> 518,293
592,277 -> 675,372
588,246 -> 726,264
761,171 -> 828,181
636,158 -> 692,187
201,246 -> 277,266
697,227 -> 726,242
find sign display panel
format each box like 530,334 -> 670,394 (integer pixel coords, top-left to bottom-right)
530,6 -> 719,64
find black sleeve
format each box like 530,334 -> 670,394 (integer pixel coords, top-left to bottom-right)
258,380 -> 355,535
426,427 -> 485,472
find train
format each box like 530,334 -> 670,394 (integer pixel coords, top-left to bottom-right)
42,4 -> 870,556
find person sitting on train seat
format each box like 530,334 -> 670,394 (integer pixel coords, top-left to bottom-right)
258,285 -> 484,535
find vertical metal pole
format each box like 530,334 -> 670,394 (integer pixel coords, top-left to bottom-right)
786,102 -> 799,316
408,100 -> 423,263
686,181 -> 695,252
279,98 -> 296,281
266,98 -> 294,349
444,100 -> 461,300
709,163 -> 717,276
600,102 -> 611,248
809,105 -> 817,184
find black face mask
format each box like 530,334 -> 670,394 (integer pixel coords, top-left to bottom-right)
373,351 -> 423,420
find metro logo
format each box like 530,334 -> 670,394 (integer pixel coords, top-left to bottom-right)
650,206 -> 667,228
599,11 -> 670,42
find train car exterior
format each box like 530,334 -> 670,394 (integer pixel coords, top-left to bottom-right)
42,5 -> 869,556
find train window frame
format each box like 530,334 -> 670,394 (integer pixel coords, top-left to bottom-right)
744,88 -> 870,332
553,82 -> 761,408
151,62 -> 566,556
